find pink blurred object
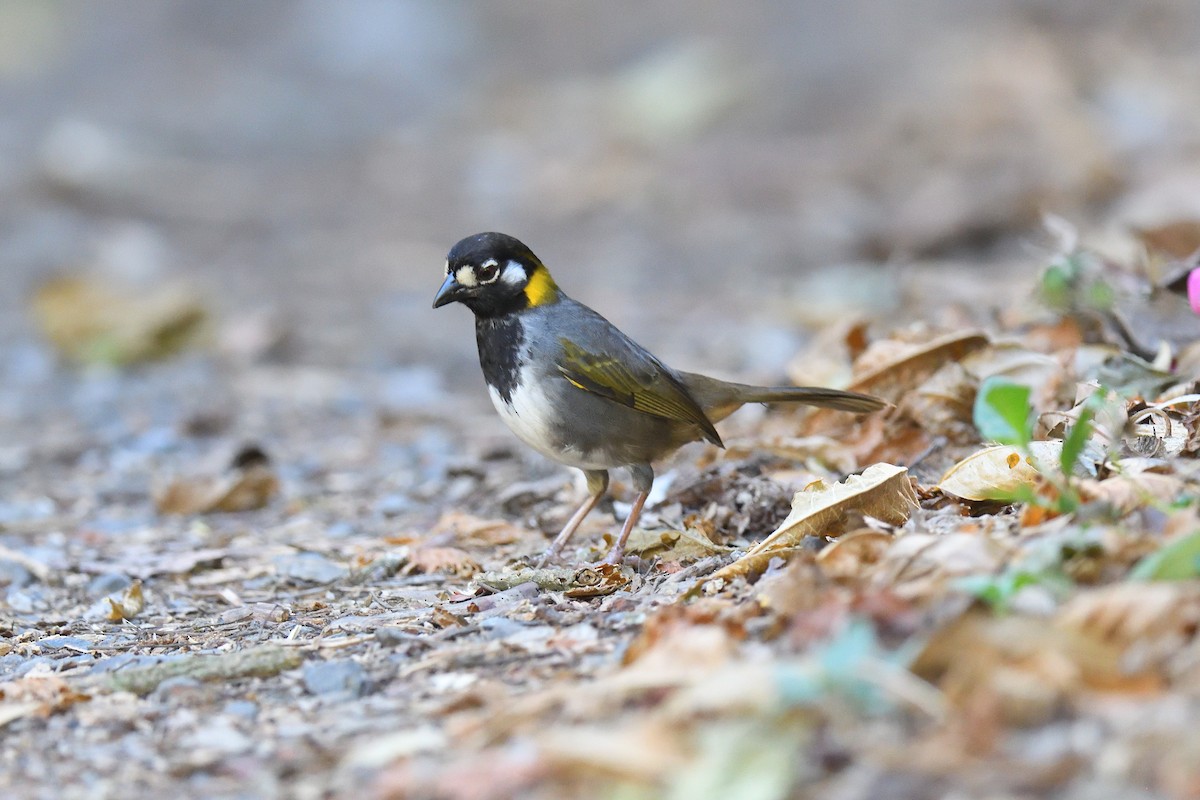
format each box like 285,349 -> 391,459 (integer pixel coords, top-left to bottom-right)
1190,269 -> 1200,315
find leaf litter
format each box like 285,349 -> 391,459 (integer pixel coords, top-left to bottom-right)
5,219 -> 1200,799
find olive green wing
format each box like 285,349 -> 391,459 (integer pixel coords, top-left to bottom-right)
556,338 -> 723,446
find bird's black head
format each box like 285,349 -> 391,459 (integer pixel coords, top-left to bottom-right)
432,232 -> 559,318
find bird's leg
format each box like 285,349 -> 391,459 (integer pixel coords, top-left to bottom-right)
602,464 -> 654,565
539,469 -> 608,565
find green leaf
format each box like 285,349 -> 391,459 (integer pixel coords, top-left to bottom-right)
1130,531 -> 1200,581
958,571 -> 1038,612
957,568 -> 1073,613
1040,263 -> 1072,309
1060,407 -> 1094,476
974,377 -> 1032,447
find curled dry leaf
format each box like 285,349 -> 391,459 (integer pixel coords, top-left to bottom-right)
1135,219 -> 1200,260
625,524 -> 730,564
106,579 -> 145,621
564,564 -> 631,598
685,548 -> 806,597
1076,472 -> 1186,514
757,463 -> 917,552
1125,407 -> 1189,458
722,435 -> 858,474
405,546 -> 481,578
876,532 -> 1005,600
898,361 -> 978,443
429,511 -> 527,547
912,612 -> 1157,728
31,275 -> 207,366
816,529 -> 895,581
155,447 -> 279,515
1057,582 -> 1200,670
698,464 -> 916,591
938,440 -> 1064,501
961,342 -> 1063,399
0,675 -> 91,729
533,720 -> 687,781
474,564 -> 627,596
847,331 -> 991,402
801,331 -> 989,437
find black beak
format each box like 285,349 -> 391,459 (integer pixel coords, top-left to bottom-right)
433,274 -> 466,308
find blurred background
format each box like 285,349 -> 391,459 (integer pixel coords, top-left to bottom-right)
2,0 -> 1200,392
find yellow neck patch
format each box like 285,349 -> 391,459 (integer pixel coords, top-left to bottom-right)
524,267 -> 559,307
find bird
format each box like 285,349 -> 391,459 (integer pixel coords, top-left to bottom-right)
433,232 -> 886,565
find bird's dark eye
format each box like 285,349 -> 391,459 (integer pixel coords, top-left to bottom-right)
477,262 -> 499,282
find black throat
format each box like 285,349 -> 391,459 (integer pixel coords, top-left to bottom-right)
475,314 -> 524,403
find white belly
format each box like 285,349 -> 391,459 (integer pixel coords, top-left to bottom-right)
488,382 -> 609,469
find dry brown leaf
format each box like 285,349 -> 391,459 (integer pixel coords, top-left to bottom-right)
688,548 -> 807,596
753,558 -> 825,617
563,564 -> 630,598
1126,406 -> 1190,458
0,675 -> 91,729
1058,582 -> 1200,659
31,275 -> 207,366
534,720 -> 686,780
1076,472 -> 1186,514
430,511 -> 528,546
913,612 -> 1159,727
625,524 -> 730,563
938,440 -> 1064,501
899,362 -> 978,443
961,342 -> 1064,402
156,451 -> 279,516
209,463 -> 279,512
102,548 -> 229,578
756,463 -> 917,553
406,546 -> 481,578
848,414 -> 934,469
698,464 -> 916,591
816,529 -> 895,581
1136,219 -> 1200,259
106,579 -> 145,621
847,331 -> 991,401
876,532 -> 1005,600
722,435 -> 857,473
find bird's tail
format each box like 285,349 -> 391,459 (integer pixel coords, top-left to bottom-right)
681,372 -> 886,423
732,385 -> 885,413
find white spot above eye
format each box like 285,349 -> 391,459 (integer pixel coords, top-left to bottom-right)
455,266 -> 478,287
501,260 -> 526,285
444,259 -> 451,276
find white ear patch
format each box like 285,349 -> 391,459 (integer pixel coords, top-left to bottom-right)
501,260 -> 526,285
454,266 -> 478,288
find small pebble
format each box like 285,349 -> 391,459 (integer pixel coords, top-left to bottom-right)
374,493 -> 412,517
273,552 -> 347,584
302,658 -> 368,697
38,636 -> 94,652
223,700 -> 258,720
88,572 -> 132,597
479,617 -> 527,639
0,560 -> 34,588
375,626 -> 419,646
152,676 -> 206,703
